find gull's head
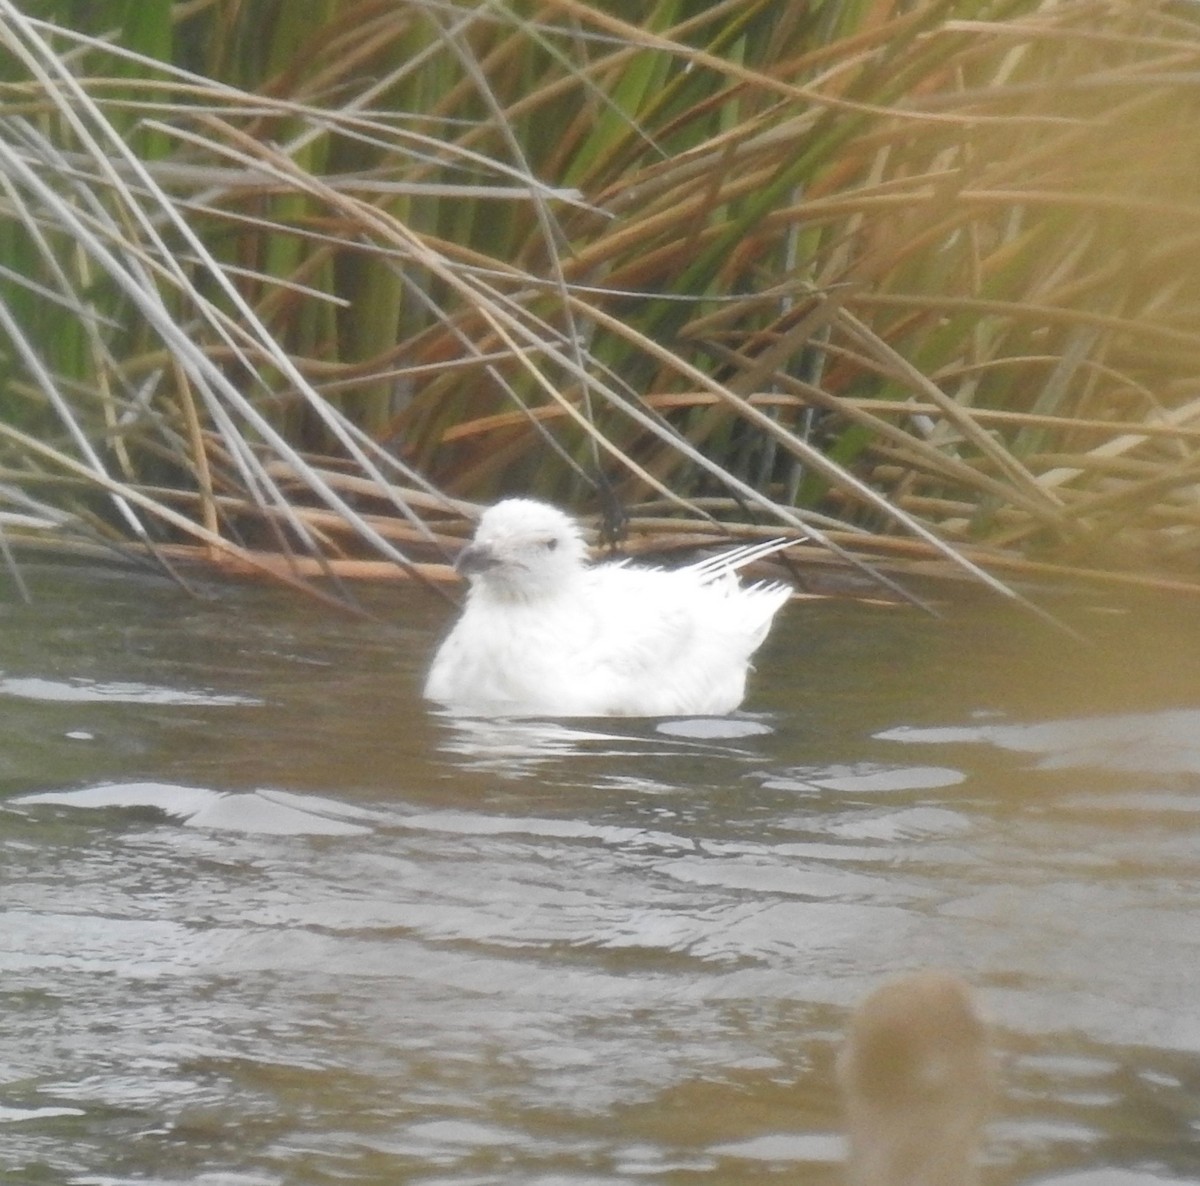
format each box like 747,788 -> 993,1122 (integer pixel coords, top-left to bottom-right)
456,498 -> 589,600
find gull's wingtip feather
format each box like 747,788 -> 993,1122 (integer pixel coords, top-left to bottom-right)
686,536 -> 797,578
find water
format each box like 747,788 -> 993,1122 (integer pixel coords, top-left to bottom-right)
2,562 -> 1200,1185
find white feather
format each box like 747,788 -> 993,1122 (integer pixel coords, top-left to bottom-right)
424,498 -> 792,717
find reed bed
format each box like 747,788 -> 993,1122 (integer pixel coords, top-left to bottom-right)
0,0 -> 1197,609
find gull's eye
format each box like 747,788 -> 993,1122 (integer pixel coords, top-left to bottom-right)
544,537 -> 559,551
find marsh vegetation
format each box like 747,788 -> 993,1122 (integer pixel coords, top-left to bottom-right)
0,0 -> 1196,609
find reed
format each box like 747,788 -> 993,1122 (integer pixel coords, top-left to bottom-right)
0,0 -> 1196,606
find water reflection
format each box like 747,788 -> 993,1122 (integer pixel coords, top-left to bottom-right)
12,782 -> 381,835
1,571 -> 1200,1184
430,711 -> 781,778
761,762 -> 967,793
879,709 -> 1200,775
0,673 -> 259,707
430,713 -> 647,774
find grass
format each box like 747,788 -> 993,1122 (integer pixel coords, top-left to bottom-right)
0,0 -> 1197,612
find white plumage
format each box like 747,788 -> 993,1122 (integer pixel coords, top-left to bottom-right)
424,498 -> 792,717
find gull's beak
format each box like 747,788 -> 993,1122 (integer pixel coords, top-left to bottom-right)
456,542 -> 500,577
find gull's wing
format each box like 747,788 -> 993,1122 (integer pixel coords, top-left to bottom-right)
569,557 -> 791,714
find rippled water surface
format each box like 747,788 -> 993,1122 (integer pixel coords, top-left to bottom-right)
3,563 -> 1200,1186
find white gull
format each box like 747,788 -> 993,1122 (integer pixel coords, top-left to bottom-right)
424,498 -> 793,717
